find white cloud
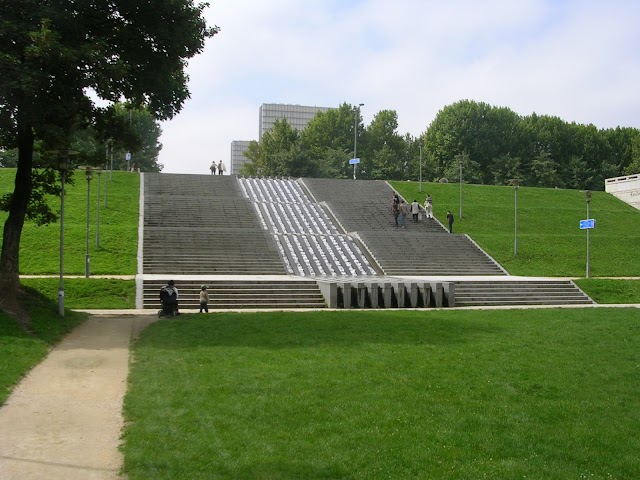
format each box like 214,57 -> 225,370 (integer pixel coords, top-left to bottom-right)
159,0 -> 640,174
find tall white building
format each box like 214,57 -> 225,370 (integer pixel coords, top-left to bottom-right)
230,140 -> 251,175
231,103 -> 333,175
259,103 -> 332,140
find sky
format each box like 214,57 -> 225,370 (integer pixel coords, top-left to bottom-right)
158,0 -> 640,174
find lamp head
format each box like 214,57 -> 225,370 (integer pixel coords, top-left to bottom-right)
85,166 -> 93,181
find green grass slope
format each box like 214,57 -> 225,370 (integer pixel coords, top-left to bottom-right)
391,181 -> 640,277
0,168 -> 139,275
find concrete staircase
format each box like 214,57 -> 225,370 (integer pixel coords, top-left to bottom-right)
301,178 -> 505,276
143,174 -> 285,275
142,173 -> 326,309
138,173 -> 594,309
239,177 -> 379,277
143,279 -> 326,310
454,280 -> 594,306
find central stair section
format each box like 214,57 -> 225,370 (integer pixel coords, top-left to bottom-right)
239,178 -> 378,277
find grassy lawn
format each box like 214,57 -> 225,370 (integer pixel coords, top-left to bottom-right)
122,309 -> 640,480
575,279 -> 640,304
0,289 -> 86,405
390,181 -> 640,278
0,169 -> 140,275
20,278 -> 136,309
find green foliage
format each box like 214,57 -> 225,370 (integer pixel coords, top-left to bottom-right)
0,0 -> 218,289
391,180 -> 640,277
0,287 -> 86,405
241,99 -> 639,188
575,279 -> 640,304
122,309 -> 640,479
0,166 -> 62,225
0,170 -> 139,274
92,103 -> 164,172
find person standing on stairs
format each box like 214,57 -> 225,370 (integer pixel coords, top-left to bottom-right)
399,199 -> 409,228
411,199 -> 420,222
391,194 -> 400,227
424,194 -> 433,218
217,160 -> 226,175
447,210 -> 454,233
199,285 -> 209,313
210,161 -> 217,175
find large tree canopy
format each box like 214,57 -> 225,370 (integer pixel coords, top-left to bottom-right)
0,0 -> 218,311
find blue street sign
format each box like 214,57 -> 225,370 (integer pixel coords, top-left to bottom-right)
125,152 -> 131,161
349,158 -> 360,165
579,219 -> 595,229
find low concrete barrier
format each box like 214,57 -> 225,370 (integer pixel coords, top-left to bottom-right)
329,281 -> 453,309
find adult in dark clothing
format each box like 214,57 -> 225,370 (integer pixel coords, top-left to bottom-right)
159,280 -> 179,316
390,193 -> 400,227
446,210 -> 454,233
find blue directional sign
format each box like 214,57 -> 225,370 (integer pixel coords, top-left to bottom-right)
579,219 -> 595,229
349,158 -> 360,165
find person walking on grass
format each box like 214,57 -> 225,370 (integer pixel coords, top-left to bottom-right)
199,285 -> 209,313
447,210 -> 454,233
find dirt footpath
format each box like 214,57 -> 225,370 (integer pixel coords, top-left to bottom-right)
0,315 -> 156,480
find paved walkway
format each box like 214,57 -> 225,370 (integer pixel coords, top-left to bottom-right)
0,315 -> 156,480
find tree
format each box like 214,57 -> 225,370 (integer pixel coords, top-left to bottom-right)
424,100 -> 521,183
623,133 -> 640,175
0,0 -> 218,316
361,110 -> 406,180
301,103 -> 358,178
85,103 -> 164,172
490,153 -> 522,185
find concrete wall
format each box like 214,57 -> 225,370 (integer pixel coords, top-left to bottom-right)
605,174 -> 640,210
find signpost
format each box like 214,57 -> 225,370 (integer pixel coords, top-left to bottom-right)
584,190 -> 593,278
579,219 -> 595,230
350,157 -> 360,180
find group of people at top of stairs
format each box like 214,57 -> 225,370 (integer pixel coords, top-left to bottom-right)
391,193 -> 455,233
209,160 -> 227,175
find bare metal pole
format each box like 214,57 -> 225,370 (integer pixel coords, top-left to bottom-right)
586,190 -> 592,278
96,171 -> 101,247
419,142 -> 423,193
58,165 -> 66,317
514,184 -> 518,256
85,167 -> 92,278
459,157 -> 463,219
353,103 -> 363,180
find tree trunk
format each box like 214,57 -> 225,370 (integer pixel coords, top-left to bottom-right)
0,118 -> 34,315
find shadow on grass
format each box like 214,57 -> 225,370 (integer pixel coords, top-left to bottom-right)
224,461 -> 355,480
136,310 -> 503,350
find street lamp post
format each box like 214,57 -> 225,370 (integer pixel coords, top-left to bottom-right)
85,166 -> 93,278
586,190 -> 592,278
58,153 -> 70,317
419,141 -> 423,193
353,103 -> 364,180
509,178 -> 520,256
96,170 -> 101,247
459,156 -> 463,219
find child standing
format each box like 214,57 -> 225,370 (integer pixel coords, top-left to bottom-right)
199,285 -> 209,313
